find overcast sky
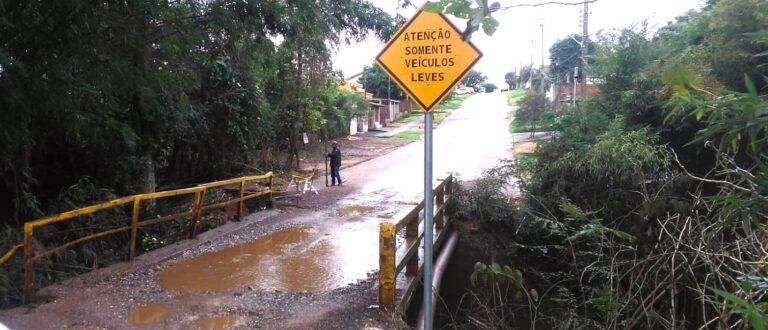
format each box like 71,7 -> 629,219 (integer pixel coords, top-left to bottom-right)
332,0 -> 705,86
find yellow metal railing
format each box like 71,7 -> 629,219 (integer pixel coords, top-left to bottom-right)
0,172 -> 273,295
379,174 -> 453,312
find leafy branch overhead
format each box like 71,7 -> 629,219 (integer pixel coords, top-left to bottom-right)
423,0 -> 501,39
423,0 -> 600,39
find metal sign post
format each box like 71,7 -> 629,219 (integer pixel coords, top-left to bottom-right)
375,7 -> 481,329
422,111 -> 434,329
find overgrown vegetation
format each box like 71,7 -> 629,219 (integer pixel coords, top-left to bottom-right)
446,1 -> 768,328
510,91 -> 557,135
0,0 -> 395,308
506,89 -> 526,106
438,94 -> 472,110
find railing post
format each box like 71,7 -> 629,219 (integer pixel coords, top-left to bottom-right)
436,184 -> 445,231
406,217 -> 419,276
238,180 -> 246,221
379,221 -> 396,311
129,197 -> 141,260
23,223 -> 33,298
444,175 -> 452,226
266,174 -> 274,209
189,189 -> 205,238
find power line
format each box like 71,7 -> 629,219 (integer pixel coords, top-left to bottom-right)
499,0 -> 599,10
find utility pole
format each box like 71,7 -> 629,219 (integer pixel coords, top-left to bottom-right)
540,23 -> 545,94
580,0 -> 589,99
530,39 -> 534,91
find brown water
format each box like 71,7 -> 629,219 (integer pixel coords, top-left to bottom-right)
156,225 -> 378,293
128,302 -> 169,325
192,315 -> 249,329
64,326 -> 108,330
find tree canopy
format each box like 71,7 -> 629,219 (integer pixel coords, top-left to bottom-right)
0,0 -> 393,224
462,70 -> 488,87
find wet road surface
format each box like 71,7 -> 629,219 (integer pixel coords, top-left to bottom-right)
153,91 -> 515,295
0,91 -> 517,329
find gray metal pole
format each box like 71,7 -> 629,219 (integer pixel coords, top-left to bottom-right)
423,111 -> 434,330
581,0 -> 589,99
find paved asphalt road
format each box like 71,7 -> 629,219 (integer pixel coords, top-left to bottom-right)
347,90 -> 514,200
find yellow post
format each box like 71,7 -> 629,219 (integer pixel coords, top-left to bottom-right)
128,196 -> 141,261
267,174 -> 274,209
129,197 -> 141,260
23,223 -> 33,296
189,189 -> 205,238
238,180 -> 246,221
379,221 -> 396,311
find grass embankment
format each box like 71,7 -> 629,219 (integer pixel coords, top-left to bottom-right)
506,89 -> 556,134
391,130 -> 423,139
390,93 -> 472,140
506,89 -> 526,106
509,122 -> 557,133
507,89 -> 542,177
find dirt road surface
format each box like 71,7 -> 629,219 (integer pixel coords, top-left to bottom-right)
0,92 -> 519,330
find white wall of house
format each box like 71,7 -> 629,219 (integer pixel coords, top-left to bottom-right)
349,117 -> 358,136
357,116 -> 368,133
388,100 -> 399,123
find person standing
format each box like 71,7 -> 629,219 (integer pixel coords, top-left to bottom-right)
327,141 -> 342,186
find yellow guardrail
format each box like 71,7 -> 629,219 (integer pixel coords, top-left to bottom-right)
379,174 -> 453,312
0,172 -> 273,296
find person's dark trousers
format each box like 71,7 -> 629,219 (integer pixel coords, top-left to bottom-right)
331,165 -> 342,186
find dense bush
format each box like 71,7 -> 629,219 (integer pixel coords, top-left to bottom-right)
448,1 -> 768,328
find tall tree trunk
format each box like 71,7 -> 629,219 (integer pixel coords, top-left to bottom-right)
141,158 -> 156,194
290,47 -> 304,169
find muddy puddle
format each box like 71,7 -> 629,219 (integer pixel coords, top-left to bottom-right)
128,302 -> 169,325
157,224 -> 379,293
192,315 -> 249,329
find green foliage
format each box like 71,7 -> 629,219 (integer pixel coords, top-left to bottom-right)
453,162 -> 517,224
481,82 -> 497,92
513,91 -> 551,136
0,0 -> 395,308
462,70 -> 488,87
514,153 -> 538,178
336,90 -> 370,118
451,2 -> 768,328
686,0 -> 768,91
471,262 -> 524,295
711,287 -> 768,330
506,89 -> 526,106
549,35 -> 596,83
504,71 -> 518,89
423,0 -> 501,39
363,64 -> 405,99
391,130 -> 422,140
437,93 -> 470,110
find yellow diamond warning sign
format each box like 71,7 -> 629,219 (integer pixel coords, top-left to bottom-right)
376,9 -> 482,112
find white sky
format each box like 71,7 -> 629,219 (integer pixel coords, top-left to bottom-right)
332,0 -> 705,86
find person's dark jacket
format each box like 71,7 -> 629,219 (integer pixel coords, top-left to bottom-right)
328,147 -> 341,167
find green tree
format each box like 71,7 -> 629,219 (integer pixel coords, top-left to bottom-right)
549,34 -> 596,84
462,70 -> 488,88
504,71 -> 518,89
514,91 -> 549,137
362,64 -> 405,99
685,0 -> 768,91
482,82 -> 498,92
